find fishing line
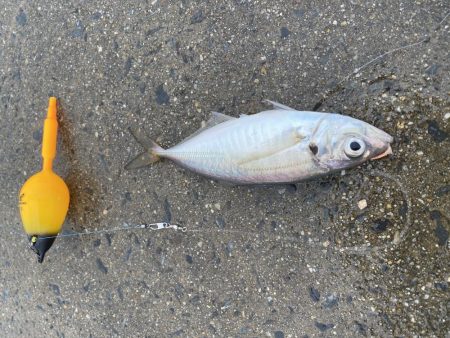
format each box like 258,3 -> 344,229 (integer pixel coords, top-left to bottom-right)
195,170 -> 411,256
315,11 -> 450,108
5,222 -> 186,241
5,169 -> 411,259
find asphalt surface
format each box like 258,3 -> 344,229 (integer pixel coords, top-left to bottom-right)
0,1 -> 449,337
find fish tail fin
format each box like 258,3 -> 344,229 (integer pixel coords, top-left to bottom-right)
125,127 -> 164,170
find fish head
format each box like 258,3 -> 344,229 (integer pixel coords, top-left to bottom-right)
309,114 -> 393,171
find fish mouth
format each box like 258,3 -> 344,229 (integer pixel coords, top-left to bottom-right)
371,145 -> 393,160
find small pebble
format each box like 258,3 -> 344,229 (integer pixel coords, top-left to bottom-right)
16,9 -> 27,26
280,27 -> 290,38
371,218 -> 390,233
190,9 -> 205,24
323,294 -> 339,308
428,120 -> 448,142
155,84 -> 170,105
215,216 -> 225,229
309,287 -> 320,302
96,258 -> 108,274
315,321 -> 335,332
393,231 -> 401,244
435,221 -> 449,246
274,331 -> 284,338
49,283 -> 61,296
357,199 -> 367,210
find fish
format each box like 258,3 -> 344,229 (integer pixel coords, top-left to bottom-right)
125,100 -> 393,184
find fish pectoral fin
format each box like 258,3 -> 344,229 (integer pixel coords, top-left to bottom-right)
237,131 -> 308,167
263,99 -> 296,111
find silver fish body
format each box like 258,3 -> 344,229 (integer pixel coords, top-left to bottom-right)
126,101 -> 393,184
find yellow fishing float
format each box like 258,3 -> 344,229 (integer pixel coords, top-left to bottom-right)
19,97 -> 70,262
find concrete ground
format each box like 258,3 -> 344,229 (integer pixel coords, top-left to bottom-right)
0,0 -> 449,337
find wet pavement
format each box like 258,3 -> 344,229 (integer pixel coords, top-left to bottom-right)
0,0 -> 449,337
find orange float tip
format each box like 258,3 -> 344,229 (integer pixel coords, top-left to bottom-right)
47,97 -> 57,119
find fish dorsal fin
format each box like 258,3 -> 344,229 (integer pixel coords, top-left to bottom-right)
206,111 -> 236,126
179,111 -> 236,144
263,99 -> 296,111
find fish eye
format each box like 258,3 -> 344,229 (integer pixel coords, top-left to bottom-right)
344,138 -> 366,158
